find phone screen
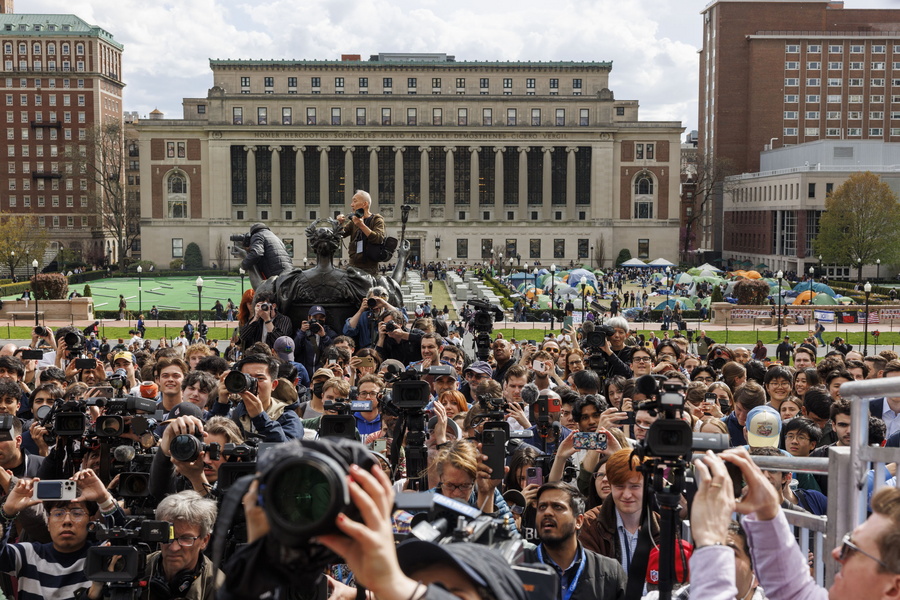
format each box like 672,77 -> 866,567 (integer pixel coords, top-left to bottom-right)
532,360 -> 546,373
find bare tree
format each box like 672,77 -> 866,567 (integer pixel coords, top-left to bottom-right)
681,154 -> 737,261
64,121 -> 139,271
593,234 -> 606,269
214,237 -> 227,270
0,213 -> 49,278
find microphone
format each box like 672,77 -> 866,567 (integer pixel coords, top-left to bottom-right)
635,374 -> 659,398
521,382 -> 540,405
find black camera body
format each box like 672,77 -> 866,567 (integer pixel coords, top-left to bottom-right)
353,208 -> 365,219
86,519 -> 173,584
308,321 -> 322,334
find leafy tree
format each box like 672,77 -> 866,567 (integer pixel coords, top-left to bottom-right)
31,273 -> 68,300
64,122 -> 139,272
814,172 -> 900,281
734,279 -> 769,305
593,234 -> 606,269
0,213 -> 49,278
83,284 -> 92,297
615,248 -> 632,267
184,243 -> 203,270
169,258 -> 184,270
711,285 -> 723,303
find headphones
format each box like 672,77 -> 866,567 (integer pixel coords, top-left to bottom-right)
148,553 -> 204,599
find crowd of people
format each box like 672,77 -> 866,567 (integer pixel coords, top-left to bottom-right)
0,283 -> 893,599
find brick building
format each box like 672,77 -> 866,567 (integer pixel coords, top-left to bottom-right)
0,13 -> 124,270
135,53 -> 684,269
698,0 -> 900,256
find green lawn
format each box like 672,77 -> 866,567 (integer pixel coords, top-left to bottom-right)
8,276 -> 248,313
0,324 -> 238,341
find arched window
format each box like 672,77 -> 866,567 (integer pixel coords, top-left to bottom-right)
75,43 -> 84,55
634,175 -> 653,195
47,43 -> 55,55
633,173 -> 655,219
61,43 -> 69,55
166,171 -> 187,218
3,43 -> 11,54
32,43 -> 40,55
17,43 -> 25,55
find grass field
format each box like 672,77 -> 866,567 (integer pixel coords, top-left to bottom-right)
7,276 -> 247,313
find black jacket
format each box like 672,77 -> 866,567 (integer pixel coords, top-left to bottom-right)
239,313 -> 293,351
524,544 -> 626,600
241,223 -> 294,280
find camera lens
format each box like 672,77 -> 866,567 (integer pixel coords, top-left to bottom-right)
96,415 -> 124,437
367,298 -> 376,309
263,454 -> 348,539
259,303 -> 270,312
224,371 -> 257,395
170,434 -> 202,462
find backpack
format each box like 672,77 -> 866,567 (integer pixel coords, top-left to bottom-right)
360,216 -> 399,262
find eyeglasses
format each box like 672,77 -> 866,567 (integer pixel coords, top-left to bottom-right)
838,533 -> 889,570
164,536 -> 201,548
546,348 -> 560,354
569,360 -> 584,366
357,391 -> 379,398
49,508 -> 88,521
632,356 -> 653,363
440,481 -> 475,493
785,433 -> 810,443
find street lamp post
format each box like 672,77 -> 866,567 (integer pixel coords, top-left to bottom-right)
524,263 -> 529,288
435,236 -> 441,263
776,270 -> 784,341
590,245 -> 594,270
239,268 -> 245,296
665,266 -> 671,316
137,265 -> 143,316
877,259 -> 881,282
196,276 -> 204,326
550,264 -> 557,330
864,282 -> 872,356
808,265 -> 814,324
580,275 -> 587,323
857,258 -> 862,283
32,259 -> 38,326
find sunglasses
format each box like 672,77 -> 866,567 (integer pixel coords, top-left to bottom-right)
838,533 -> 889,570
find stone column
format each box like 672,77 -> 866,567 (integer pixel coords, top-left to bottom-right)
518,147 -> 528,207
469,146 -> 480,207
318,146 -> 329,208
271,146 -> 281,218
294,146 -> 305,209
343,146 -> 354,203
445,147 -> 455,215
542,146 -> 553,210
494,146 -> 504,206
566,146 -> 577,218
244,145 -> 257,217
394,147 -> 405,206
419,146 -> 430,207
368,146 -> 379,204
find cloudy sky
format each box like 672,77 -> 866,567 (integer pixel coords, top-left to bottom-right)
17,0 -> 898,135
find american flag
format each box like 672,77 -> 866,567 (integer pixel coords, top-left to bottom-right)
862,311 -> 880,324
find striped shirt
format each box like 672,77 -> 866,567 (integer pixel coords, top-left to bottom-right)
0,540 -> 90,600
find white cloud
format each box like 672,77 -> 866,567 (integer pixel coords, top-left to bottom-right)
17,0 -> 899,129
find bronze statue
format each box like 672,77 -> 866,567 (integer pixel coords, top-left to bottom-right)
254,217 -> 409,334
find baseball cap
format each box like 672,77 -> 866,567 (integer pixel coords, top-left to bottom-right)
112,351 -> 134,365
464,361 -> 493,378
396,540 -> 526,600
168,402 -> 203,420
746,405 -> 782,447
309,305 -> 326,317
647,539 -> 693,584
312,367 -> 336,381
272,336 -> 295,362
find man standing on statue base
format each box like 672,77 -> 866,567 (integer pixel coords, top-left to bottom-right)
338,189 -> 385,276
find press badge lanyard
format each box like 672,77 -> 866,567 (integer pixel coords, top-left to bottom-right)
537,544 -> 586,600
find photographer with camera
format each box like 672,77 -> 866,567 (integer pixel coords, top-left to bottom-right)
295,305 -> 337,377
337,190 -> 386,276
210,354 -> 302,442
233,223 -> 294,287
237,292 -> 293,353
86,490 -> 224,600
344,288 -> 393,349
151,413 -> 240,498
375,310 -> 424,365
0,469 -> 123,599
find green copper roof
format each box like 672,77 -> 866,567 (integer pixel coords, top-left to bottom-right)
210,58 -> 612,69
0,14 -> 122,50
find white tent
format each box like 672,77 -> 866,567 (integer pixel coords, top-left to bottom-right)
697,262 -> 723,273
647,258 -> 676,267
620,258 -> 648,267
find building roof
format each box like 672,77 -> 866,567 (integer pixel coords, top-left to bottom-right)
0,14 -> 123,50
209,58 -> 612,70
